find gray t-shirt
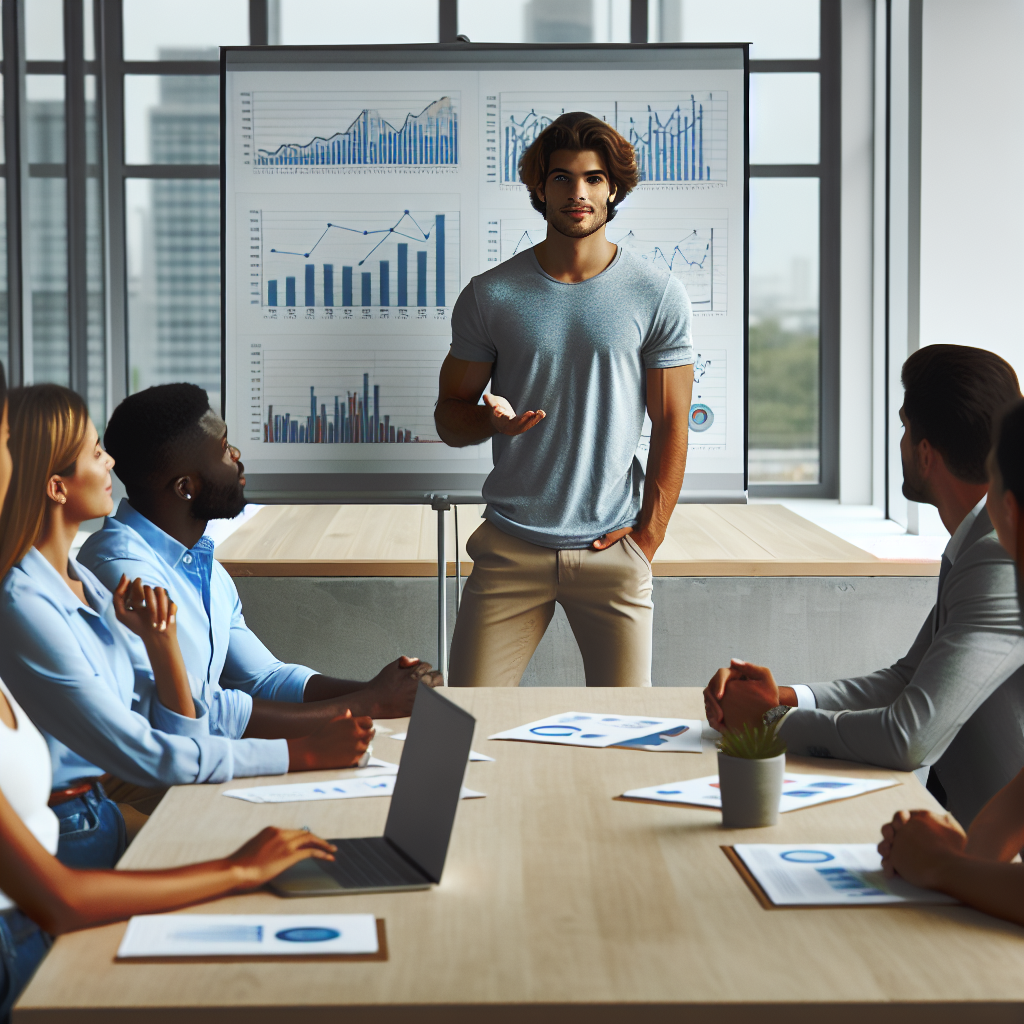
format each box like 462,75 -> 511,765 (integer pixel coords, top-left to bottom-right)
450,245 -> 693,549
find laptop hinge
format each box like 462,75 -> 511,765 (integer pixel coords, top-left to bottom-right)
385,837 -> 438,883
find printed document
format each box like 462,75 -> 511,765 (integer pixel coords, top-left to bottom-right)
732,844 -> 957,906
224,774 -> 485,804
623,772 -> 897,811
118,914 -> 379,957
490,713 -> 698,749
391,733 -> 495,761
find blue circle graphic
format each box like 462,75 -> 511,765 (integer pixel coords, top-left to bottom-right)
531,725 -> 582,737
780,850 -> 835,864
275,927 -> 341,943
689,403 -> 714,432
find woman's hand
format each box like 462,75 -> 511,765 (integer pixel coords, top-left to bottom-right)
226,826 -> 337,889
878,809 -> 967,887
113,575 -> 179,647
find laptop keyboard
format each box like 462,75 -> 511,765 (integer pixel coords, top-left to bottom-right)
323,837 -> 429,889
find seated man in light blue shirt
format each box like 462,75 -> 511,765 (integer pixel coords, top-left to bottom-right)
79,384 -> 441,748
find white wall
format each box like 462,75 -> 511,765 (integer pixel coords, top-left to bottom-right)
918,0 -> 1024,376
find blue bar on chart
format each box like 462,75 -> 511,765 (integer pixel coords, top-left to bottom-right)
435,215 -> 445,306
379,261 -> 390,306
397,244 -> 408,306
416,251 -> 427,306
268,280 -> 278,306
285,277 -> 296,306
304,265 -> 315,306
361,273 -> 371,307
323,264 -> 334,306
342,266 -> 353,307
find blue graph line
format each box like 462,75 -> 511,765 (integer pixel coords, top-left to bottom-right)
615,229 -> 710,274
270,211 -> 432,266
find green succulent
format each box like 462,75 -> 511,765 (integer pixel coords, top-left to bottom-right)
716,721 -> 787,760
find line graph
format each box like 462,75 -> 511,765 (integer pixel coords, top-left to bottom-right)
495,92 -> 728,185
248,92 -> 459,169
250,208 -> 460,312
489,213 -> 727,311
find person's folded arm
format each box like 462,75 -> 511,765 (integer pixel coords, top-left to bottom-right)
0,590 -> 287,787
781,559 -> 1024,771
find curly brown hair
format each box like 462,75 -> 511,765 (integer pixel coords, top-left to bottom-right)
518,111 -> 639,222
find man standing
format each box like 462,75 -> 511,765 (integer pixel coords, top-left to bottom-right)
704,345 -> 1023,826
436,112 -> 694,687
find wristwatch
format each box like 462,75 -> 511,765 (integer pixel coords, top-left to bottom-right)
762,704 -> 791,728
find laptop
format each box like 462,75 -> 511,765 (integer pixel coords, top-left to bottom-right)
270,682 -> 476,896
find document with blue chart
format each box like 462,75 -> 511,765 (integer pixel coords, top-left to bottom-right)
730,845 -> 957,908
223,47 -> 746,499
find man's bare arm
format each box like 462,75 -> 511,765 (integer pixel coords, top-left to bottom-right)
434,353 -> 546,448
593,364 -> 693,561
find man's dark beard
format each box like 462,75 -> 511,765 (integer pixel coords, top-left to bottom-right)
547,202 -> 610,240
191,472 -> 246,521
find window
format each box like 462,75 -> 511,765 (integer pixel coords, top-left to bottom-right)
2,0 -> 841,495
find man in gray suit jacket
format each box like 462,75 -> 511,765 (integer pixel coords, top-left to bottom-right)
705,345 -> 1023,826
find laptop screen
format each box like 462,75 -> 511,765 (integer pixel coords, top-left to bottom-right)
384,683 -> 476,882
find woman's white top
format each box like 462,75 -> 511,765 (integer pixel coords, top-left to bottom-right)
0,678 -> 60,912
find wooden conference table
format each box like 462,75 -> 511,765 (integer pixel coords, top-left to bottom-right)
17,689 -> 1022,1023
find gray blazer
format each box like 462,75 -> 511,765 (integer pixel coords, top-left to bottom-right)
778,508 -> 1024,826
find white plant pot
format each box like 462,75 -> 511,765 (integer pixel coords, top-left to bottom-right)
717,751 -> 786,828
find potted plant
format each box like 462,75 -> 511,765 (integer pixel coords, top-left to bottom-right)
716,722 -> 787,828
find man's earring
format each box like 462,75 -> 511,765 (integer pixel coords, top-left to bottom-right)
185,494 -> 192,500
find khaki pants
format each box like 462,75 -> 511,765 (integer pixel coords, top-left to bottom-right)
448,521 -> 654,687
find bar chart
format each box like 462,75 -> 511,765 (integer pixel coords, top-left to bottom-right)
258,347 -> 444,446
497,92 -> 728,185
254,208 -> 460,312
251,92 -> 459,169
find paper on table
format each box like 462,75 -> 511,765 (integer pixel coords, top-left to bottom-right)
622,772 -> 897,812
489,713 -> 693,749
118,914 -> 379,958
614,720 -> 703,753
732,844 -> 957,907
389,733 -> 495,761
224,775 -> 484,804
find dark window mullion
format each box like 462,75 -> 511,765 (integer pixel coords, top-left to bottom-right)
123,61 -> 221,75
65,0 -> 89,397
750,164 -> 821,177
749,59 -> 820,73
123,165 -> 219,178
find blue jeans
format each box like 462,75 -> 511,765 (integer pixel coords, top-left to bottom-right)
53,787 -> 127,870
0,909 -> 52,1023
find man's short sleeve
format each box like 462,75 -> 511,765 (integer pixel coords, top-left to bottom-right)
641,274 -> 693,370
450,279 -> 497,364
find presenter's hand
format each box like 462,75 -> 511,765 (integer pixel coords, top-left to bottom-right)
362,656 -> 443,717
226,827 -> 338,889
591,526 -> 658,563
483,393 -> 546,437
878,810 -> 967,887
703,659 -> 779,732
287,709 -> 375,771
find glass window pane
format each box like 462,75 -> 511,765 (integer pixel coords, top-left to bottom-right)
750,73 -> 819,164
657,0 -> 819,59
279,0 -> 439,44
86,76 -> 104,424
27,76 -> 68,386
459,0 -> 630,42
125,76 -> 219,164
84,0 -> 95,61
126,179 -> 221,400
26,0 -> 64,60
123,0 -> 247,60
748,177 -> 819,483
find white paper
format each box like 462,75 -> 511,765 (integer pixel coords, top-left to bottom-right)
489,713 -> 694,749
224,774 -> 484,804
390,733 -> 495,762
118,914 -> 379,958
613,720 -> 703,753
732,844 -> 957,907
622,772 -> 898,812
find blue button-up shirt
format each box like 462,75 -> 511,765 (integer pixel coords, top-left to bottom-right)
79,501 -> 314,742
0,548 -> 289,789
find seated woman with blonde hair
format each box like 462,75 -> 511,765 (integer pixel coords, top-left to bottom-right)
0,367 -> 338,1023
878,397 -> 1024,927
0,383 -> 372,871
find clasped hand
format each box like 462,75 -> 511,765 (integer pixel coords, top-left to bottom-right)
703,658 -> 781,732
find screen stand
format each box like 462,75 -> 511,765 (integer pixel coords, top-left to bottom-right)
430,495 -> 451,683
